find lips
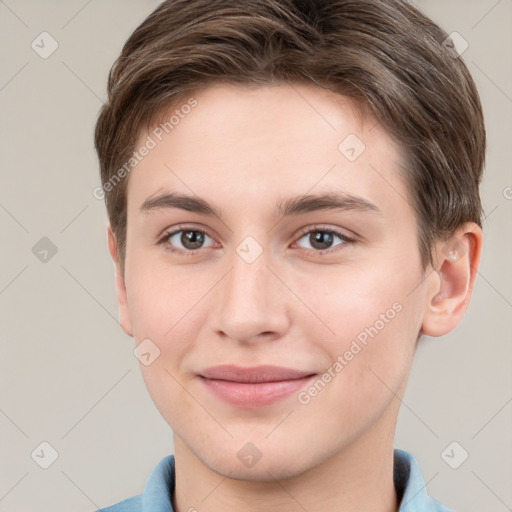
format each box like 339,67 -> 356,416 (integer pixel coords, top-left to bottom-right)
200,364 -> 314,383
199,365 -> 316,408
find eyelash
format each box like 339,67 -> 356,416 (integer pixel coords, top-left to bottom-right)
157,224 -> 356,256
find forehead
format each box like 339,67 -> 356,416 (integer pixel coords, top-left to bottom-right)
127,82 -> 411,223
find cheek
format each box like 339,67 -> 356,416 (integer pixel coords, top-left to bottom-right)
125,254 -> 203,340
124,259 -> 206,419
294,259 -> 422,383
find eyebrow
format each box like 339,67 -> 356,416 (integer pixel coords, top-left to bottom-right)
140,191 -> 381,218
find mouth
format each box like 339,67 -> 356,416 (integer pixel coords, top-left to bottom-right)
199,365 -> 317,408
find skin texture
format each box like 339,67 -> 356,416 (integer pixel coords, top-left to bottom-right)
107,83 -> 482,512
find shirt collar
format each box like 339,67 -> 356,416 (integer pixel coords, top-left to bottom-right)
395,449 -> 452,511
140,449 -> 451,512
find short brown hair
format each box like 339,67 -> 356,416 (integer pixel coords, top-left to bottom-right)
94,0 -> 486,271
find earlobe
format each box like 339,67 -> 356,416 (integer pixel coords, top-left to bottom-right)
107,225 -> 134,337
421,223 -> 483,338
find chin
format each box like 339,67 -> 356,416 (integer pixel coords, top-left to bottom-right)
201,449 -> 317,483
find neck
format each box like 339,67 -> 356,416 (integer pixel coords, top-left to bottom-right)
172,410 -> 400,512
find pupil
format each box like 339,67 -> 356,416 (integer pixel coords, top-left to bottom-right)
182,231 -> 204,249
311,231 -> 333,250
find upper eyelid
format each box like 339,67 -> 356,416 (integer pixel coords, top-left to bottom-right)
162,224 -> 350,238
295,224 -> 354,238
161,225 -> 214,241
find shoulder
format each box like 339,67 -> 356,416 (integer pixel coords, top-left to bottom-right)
93,494 -> 142,512
394,449 -> 454,512
92,454 -> 175,512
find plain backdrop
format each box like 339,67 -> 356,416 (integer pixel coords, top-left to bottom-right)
0,1 -> 511,511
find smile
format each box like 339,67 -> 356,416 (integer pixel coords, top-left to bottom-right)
199,365 -> 317,408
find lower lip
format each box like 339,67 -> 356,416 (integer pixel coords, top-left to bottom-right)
200,375 -> 316,408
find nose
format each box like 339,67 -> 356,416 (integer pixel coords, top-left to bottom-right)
210,245 -> 291,344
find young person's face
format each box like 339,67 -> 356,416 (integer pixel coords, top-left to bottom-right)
113,83 -> 443,479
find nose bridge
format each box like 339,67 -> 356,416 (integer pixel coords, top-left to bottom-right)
211,242 -> 289,342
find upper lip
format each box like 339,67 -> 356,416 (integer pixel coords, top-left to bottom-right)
200,365 -> 315,383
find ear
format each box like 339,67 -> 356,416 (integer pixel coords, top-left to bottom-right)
107,225 -> 133,337
421,223 -> 483,337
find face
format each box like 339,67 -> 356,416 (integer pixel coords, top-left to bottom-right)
115,83 -> 436,480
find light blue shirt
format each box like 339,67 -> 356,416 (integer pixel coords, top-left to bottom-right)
95,449 -> 452,511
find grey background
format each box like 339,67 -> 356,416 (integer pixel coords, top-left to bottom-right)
0,1 -> 511,511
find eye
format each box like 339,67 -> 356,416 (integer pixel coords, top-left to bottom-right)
159,227 -> 216,254
294,227 -> 353,253
158,225 -> 354,256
